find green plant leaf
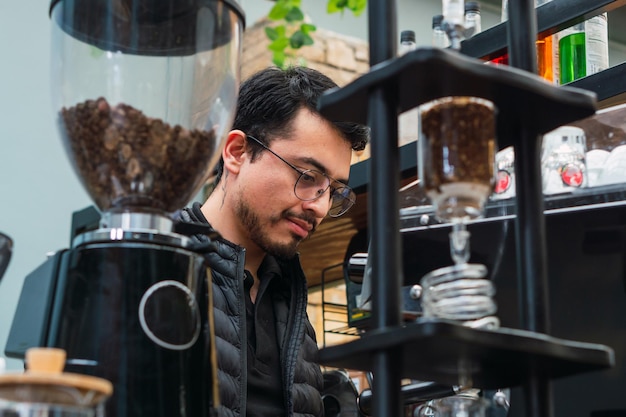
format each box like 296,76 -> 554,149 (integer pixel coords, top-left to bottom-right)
300,23 -> 317,35
265,26 -> 280,41
274,25 -> 286,37
327,0 -> 366,15
347,0 -> 367,15
290,31 -> 305,49
327,0 -> 348,14
272,50 -> 287,68
268,2 -> 290,20
268,37 -> 290,52
265,0 -> 366,68
290,31 -> 314,49
285,6 -> 304,22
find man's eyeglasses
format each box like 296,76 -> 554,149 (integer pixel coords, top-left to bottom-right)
246,135 -> 355,217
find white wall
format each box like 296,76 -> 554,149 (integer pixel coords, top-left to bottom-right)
0,0 -> 625,371
0,0 -> 90,370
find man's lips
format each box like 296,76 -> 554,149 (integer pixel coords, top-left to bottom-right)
287,217 -> 314,238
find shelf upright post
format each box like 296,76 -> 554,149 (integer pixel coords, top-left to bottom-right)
506,1 -> 554,416
366,1 -> 404,417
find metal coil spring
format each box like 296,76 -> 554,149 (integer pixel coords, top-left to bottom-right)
420,263 -> 500,329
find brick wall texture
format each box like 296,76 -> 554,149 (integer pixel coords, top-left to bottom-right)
241,17 -> 419,163
242,17 -> 369,87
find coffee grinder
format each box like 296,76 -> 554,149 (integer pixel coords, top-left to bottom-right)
5,1 -> 244,416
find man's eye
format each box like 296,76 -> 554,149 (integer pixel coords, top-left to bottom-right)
300,172 -> 317,184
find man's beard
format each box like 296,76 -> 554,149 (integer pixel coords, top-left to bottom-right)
235,198 -> 316,260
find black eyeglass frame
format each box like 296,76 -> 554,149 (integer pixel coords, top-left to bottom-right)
245,134 -> 355,217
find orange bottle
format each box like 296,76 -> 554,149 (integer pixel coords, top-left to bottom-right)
497,0 -> 557,83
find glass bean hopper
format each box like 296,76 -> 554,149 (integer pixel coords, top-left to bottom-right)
50,0 -> 244,233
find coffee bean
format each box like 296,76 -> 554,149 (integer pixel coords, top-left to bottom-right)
421,98 -> 496,192
60,98 -> 217,212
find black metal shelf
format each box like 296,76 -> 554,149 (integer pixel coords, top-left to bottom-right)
344,60 -> 626,194
333,47 -> 594,194
317,45 -> 614,390
569,61 -> 626,104
319,320 -> 614,389
318,47 -> 596,145
316,0 -> 625,415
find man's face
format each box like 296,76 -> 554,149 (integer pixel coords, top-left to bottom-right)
233,108 -> 353,260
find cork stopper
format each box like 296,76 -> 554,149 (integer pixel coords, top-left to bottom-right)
25,348 -> 67,374
0,347 -> 113,406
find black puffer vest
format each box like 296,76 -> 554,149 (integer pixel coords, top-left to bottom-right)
178,203 -> 324,417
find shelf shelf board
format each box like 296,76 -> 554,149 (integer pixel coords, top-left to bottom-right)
325,325 -> 362,337
568,61 -> 626,104
318,320 -> 614,390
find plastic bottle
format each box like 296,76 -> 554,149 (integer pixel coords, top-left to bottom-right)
432,15 -> 450,48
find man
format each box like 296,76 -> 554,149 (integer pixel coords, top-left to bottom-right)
178,66 -> 369,417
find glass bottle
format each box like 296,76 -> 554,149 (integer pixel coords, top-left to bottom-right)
491,0 -> 509,65
536,0 -> 557,83
500,0 -> 509,22
558,13 -> 609,83
464,1 -> 482,37
559,22 -> 586,84
399,30 -> 417,56
398,30 -> 419,152
541,126 -> 587,194
585,13 -> 609,74
498,0 -> 557,82
536,33 -> 556,82
418,96 -> 497,221
442,0 -> 465,49
432,15 -> 450,48
442,0 -> 465,27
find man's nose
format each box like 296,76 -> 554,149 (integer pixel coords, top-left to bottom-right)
301,192 -> 331,218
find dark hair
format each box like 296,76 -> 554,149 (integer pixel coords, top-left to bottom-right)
213,66 -> 369,184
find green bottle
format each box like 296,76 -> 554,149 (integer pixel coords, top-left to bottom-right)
559,24 -> 586,84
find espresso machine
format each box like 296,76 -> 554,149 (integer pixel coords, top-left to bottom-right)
5,1 -> 244,416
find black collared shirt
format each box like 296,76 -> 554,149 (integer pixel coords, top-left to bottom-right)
244,256 -> 285,417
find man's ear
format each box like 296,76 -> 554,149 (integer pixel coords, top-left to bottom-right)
222,130 -> 247,175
